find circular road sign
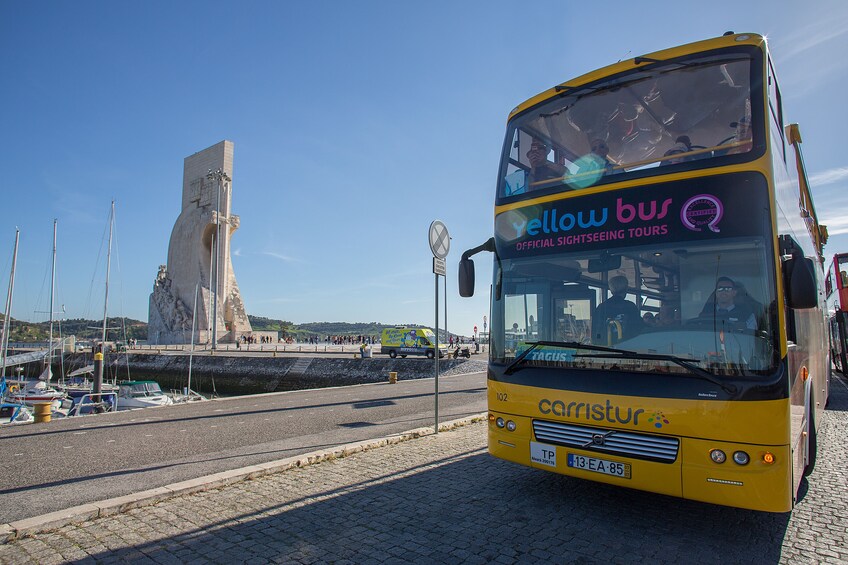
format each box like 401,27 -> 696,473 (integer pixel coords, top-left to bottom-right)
428,220 -> 450,259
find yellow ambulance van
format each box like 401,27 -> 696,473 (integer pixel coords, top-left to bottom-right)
380,327 -> 446,359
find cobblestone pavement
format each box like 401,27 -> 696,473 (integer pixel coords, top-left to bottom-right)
1,373 -> 846,564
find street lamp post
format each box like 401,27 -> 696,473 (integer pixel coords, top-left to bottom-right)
206,169 -> 231,350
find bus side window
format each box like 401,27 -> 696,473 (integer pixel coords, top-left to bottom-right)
841,271 -> 848,287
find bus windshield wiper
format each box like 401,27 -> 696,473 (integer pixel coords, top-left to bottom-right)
504,340 -> 618,375
504,340 -> 737,394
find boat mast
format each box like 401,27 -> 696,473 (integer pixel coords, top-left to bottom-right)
101,202 -> 114,347
93,202 -> 114,398
1,229 -> 20,381
47,219 -> 57,384
188,283 -> 199,394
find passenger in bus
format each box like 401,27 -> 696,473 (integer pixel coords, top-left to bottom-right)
698,277 -> 757,331
571,139 -> 615,188
588,139 -> 615,175
727,116 -> 752,154
663,135 -> 693,164
591,275 -> 642,344
526,139 -> 566,186
654,301 -> 680,327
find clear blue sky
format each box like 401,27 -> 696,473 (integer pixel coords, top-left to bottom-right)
1,0 -> 847,338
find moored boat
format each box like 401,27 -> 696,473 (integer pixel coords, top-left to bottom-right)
6,377 -> 67,406
0,400 -> 33,424
117,380 -> 174,410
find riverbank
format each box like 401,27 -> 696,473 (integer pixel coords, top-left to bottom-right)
53,353 -> 485,396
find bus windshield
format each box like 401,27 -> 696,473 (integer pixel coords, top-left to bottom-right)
491,236 -> 778,378
500,51 -> 759,197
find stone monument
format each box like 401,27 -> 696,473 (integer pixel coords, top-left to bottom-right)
148,140 -> 252,345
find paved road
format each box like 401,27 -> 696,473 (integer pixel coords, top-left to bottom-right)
1,371 -> 846,563
0,372 -> 487,524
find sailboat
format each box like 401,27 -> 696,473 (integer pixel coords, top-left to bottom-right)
168,283 -> 207,404
7,221 -> 69,409
52,207 -> 120,414
1,229 -> 34,424
86,201 -> 166,412
13,227 -> 65,409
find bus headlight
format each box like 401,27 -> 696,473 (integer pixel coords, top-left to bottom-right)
496,417 -> 505,428
506,420 -> 517,432
732,451 -> 750,465
710,449 -> 727,464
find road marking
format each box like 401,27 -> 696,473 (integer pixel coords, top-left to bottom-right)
63,446 -> 72,449
107,439 -> 115,443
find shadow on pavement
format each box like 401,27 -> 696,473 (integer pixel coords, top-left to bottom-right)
71,446 -> 798,563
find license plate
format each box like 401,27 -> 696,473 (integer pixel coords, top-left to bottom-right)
567,453 -> 631,479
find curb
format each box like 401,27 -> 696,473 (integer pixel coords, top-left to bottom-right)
0,413 -> 488,544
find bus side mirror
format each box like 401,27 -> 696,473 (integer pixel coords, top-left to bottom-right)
784,256 -> 817,309
459,257 -> 475,297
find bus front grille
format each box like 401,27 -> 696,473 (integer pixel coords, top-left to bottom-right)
532,419 -> 679,464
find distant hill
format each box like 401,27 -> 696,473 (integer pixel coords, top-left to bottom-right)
248,316 -> 427,340
0,314 -> 147,342
1,314 -> 432,342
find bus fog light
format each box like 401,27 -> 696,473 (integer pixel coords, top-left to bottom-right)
496,417 -> 505,428
710,449 -> 727,464
506,420 -> 517,431
732,451 -> 750,465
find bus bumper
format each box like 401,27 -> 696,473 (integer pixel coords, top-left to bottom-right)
488,412 -> 794,513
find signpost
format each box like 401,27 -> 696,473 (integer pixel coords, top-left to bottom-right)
429,220 -> 449,434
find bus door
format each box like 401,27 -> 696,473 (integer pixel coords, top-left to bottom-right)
503,282 -> 547,354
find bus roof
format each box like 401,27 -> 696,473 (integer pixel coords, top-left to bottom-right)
508,32 -> 765,121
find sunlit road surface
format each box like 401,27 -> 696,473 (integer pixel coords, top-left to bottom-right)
0,371 -> 486,523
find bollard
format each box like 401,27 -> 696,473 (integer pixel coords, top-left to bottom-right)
33,402 -> 52,423
389,371 -> 398,384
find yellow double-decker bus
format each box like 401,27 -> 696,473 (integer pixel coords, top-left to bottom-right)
459,32 -> 830,512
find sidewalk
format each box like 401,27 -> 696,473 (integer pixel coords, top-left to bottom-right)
0,416 -> 490,564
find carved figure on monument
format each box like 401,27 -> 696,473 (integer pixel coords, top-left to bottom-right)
148,141 -> 252,345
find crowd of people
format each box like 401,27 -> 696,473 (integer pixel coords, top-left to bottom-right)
275,334 -> 380,346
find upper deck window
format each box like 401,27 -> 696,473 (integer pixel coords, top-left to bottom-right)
499,50 -> 762,199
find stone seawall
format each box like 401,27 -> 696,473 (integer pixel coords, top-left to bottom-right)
58,354 -> 476,396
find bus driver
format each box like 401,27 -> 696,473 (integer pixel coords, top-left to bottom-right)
592,275 -> 642,344
699,276 -> 757,332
